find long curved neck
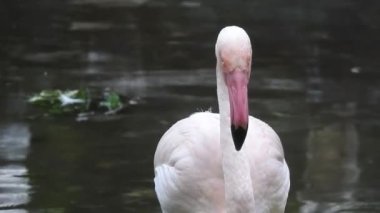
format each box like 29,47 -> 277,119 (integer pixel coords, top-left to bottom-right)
216,64 -> 255,212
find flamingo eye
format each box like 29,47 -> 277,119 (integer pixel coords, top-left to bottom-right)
221,57 -> 228,69
246,55 -> 252,66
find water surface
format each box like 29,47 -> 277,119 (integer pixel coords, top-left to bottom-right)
0,0 -> 380,212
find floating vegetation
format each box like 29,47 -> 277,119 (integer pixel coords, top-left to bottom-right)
28,88 -> 124,116
100,90 -> 123,114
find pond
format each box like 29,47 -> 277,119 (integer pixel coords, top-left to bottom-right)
0,0 -> 380,212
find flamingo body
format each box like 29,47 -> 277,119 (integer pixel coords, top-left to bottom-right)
154,112 -> 289,213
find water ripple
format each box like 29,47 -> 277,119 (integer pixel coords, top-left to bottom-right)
0,124 -> 31,211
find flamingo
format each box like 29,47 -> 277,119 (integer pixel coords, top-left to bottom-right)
153,26 -> 290,213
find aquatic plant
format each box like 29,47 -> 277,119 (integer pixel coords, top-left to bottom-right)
28,88 -> 123,115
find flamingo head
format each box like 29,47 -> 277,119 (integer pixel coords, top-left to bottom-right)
216,26 -> 252,151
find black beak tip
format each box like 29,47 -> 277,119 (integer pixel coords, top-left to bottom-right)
231,125 -> 248,151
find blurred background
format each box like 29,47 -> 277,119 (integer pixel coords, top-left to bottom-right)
0,0 -> 380,212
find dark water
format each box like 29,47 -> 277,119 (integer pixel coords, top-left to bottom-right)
1,0 -> 380,212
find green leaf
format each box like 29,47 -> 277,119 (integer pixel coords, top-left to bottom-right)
28,89 -> 89,114
100,91 -> 123,111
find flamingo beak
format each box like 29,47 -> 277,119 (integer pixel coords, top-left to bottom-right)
224,69 -> 249,151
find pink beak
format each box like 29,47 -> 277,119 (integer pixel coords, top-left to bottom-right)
224,69 -> 249,150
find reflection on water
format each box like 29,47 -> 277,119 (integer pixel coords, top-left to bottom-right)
0,0 -> 380,212
0,123 -> 31,210
299,105 -> 361,212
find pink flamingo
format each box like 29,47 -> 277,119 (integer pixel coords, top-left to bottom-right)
154,26 -> 290,213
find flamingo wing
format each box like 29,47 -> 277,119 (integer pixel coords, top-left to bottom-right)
154,112 -> 225,213
244,116 -> 290,212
